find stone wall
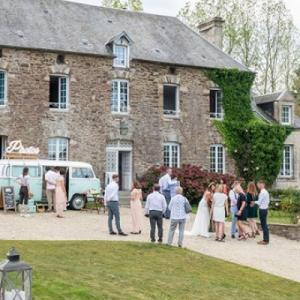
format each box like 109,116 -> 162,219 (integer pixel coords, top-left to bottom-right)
0,47 -> 235,185
259,223 -> 300,241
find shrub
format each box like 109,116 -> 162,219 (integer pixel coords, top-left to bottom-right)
139,165 -> 236,205
269,189 -> 300,224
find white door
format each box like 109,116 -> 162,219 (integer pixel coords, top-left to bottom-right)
121,151 -> 132,190
105,149 -> 119,186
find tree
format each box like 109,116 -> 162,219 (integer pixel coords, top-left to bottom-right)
292,68 -> 300,116
101,0 -> 143,11
178,0 -> 300,94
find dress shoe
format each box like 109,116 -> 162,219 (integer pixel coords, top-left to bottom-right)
109,231 -> 117,235
257,240 -> 269,245
118,232 -> 128,236
231,234 -> 235,239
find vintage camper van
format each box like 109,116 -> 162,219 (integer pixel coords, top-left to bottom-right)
0,160 -> 101,210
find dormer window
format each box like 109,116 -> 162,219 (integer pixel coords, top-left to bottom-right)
281,105 -> 292,125
113,44 -> 129,68
106,31 -> 133,69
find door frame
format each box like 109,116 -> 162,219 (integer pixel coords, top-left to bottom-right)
105,142 -> 133,189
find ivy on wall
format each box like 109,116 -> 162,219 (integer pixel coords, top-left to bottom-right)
206,68 -> 292,185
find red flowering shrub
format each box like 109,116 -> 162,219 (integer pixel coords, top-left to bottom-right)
139,165 -> 236,204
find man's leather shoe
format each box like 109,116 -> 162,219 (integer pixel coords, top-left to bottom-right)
110,231 -> 117,235
119,232 -> 128,236
257,240 -> 269,245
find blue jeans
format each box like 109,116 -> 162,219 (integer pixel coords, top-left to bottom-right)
231,206 -> 238,236
259,209 -> 269,242
162,190 -> 171,219
107,201 -> 122,234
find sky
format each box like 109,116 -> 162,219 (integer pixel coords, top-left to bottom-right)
68,0 -> 300,29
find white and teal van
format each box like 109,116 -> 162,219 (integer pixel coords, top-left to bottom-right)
0,160 -> 101,210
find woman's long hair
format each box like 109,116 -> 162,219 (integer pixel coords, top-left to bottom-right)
132,181 -> 141,191
247,182 -> 257,196
22,167 -> 29,177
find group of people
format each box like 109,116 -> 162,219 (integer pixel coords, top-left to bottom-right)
188,179 -> 270,245
17,166 -> 67,218
104,168 -> 270,247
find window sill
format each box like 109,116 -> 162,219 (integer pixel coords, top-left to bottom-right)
0,105 -> 9,112
209,117 -> 224,121
49,108 -> 69,113
111,112 -> 129,117
113,65 -> 130,70
277,176 -> 295,180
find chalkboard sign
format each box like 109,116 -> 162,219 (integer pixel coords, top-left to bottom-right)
2,186 -> 16,212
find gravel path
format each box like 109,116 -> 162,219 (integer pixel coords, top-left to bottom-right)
0,208 -> 299,283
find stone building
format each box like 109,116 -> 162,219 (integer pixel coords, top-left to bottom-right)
6,0 -> 298,191
254,91 -> 300,189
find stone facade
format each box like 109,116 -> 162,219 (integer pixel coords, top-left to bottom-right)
0,47 -> 234,187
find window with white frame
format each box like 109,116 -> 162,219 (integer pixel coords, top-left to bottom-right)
111,80 -> 129,113
163,85 -> 179,116
280,145 -> 293,177
49,75 -> 69,110
281,105 -> 292,125
48,138 -> 69,161
0,70 -> 7,106
210,89 -> 223,119
210,144 -> 225,173
163,143 -> 180,168
113,44 -> 129,68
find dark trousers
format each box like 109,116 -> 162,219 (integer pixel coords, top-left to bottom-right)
107,201 -> 122,234
19,186 -> 29,205
259,209 -> 269,242
149,210 -> 163,242
162,190 -> 171,219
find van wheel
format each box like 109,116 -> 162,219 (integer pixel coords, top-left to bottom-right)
70,194 -> 86,210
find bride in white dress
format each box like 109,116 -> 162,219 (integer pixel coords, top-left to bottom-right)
187,183 -> 215,237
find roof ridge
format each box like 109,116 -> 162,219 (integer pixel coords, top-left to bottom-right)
63,0 -> 177,19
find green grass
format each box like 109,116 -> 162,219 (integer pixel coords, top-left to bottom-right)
0,241 -> 299,300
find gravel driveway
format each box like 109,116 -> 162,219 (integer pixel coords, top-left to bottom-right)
0,208 -> 299,283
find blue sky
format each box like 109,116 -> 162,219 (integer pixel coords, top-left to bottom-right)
68,0 -> 300,29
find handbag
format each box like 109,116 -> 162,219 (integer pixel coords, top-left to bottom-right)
184,198 -> 192,214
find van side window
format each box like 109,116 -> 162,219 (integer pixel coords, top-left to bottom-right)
72,168 -> 94,179
12,166 -> 41,178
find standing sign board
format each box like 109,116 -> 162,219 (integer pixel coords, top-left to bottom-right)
2,186 -> 16,212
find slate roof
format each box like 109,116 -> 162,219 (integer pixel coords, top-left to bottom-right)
255,91 -> 284,104
0,0 -> 248,71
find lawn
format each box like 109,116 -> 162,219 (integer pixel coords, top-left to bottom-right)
0,241 -> 299,300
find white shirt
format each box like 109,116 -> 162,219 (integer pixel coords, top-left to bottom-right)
145,191 -> 167,214
159,174 -> 171,192
17,175 -> 30,187
104,181 -> 119,203
45,170 -> 59,190
168,194 -> 188,220
229,190 -> 238,207
255,189 -> 270,209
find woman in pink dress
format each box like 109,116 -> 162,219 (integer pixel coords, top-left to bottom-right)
130,181 -> 143,234
55,169 -> 67,218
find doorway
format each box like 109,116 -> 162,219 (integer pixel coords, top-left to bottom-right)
106,142 -> 132,191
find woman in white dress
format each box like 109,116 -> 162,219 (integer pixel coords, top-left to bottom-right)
188,183 -> 215,237
212,184 -> 229,242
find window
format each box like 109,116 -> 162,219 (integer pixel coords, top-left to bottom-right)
12,166 -> 41,178
281,105 -> 292,125
0,70 -> 7,106
113,45 -> 129,68
111,80 -> 129,113
210,145 -> 225,173
72,167 -> 94,178
48,138 -> 69,161
0,136 -> 7,159
163,143 -> 180,168
280,145 -> 293,177
49,75 -> 69,110
210,89 -> 223,119
163,85 -> 179,116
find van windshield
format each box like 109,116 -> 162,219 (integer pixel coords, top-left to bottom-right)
12,166 -> 41,178
72,167 -> 94,178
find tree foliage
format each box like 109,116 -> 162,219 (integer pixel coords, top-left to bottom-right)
179,0 -> 300,94
206,69 -> 292,185
292,68 -> 300,116
101,0 -> 143,11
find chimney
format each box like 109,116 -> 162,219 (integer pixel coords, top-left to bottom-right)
198,17 -> 225,49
